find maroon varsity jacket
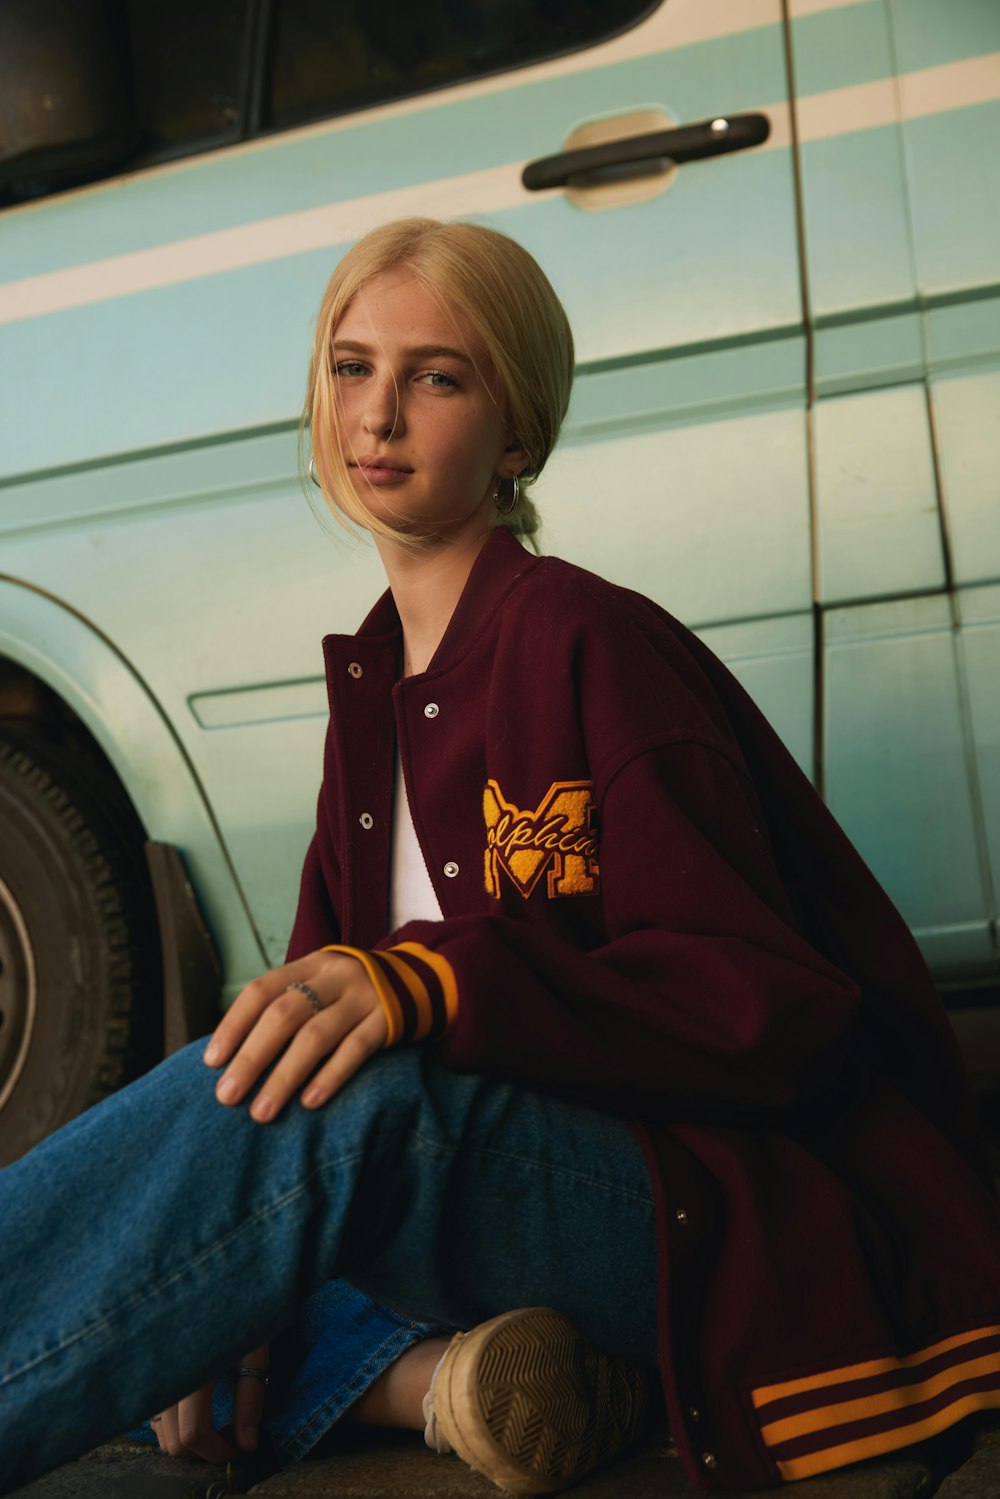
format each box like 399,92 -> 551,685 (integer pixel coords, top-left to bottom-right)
287,526 -> 1000,1490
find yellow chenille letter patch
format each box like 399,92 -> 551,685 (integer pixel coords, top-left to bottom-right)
483,779 -> 601,899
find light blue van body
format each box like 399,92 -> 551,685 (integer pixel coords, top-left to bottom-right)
0,1 -> 997,1046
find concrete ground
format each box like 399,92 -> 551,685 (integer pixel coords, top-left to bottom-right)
11,1421 -> 1000,1499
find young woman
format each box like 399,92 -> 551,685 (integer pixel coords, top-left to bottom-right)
2,218 -> 1000,1497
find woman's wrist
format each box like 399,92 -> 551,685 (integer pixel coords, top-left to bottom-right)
322,942 -> 458,1045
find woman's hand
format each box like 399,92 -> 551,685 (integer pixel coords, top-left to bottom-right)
151,1344 -> 269,1459
203,950 -> 388,1121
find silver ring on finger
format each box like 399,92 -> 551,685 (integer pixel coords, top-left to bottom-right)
287,980 -> 322,1015
234,1364 -> 270,1386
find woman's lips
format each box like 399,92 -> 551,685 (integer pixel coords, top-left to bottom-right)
352,462 -> 412,486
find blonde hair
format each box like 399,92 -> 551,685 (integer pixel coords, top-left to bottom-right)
302,217 -> 574,548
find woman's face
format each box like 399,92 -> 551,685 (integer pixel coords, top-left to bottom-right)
329,265 -> 522,539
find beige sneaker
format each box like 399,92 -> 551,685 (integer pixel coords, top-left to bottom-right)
430,1307 -> 648,1495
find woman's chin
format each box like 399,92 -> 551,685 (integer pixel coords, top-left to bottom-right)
364,499 -> 495,545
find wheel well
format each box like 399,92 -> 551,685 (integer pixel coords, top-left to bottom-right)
0,654 -> 227,1066
0,655 -> 137,809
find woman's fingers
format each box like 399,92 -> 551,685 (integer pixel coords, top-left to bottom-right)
203,952 -> 363,1073
232,1345 -> 270,1453
206,952 -> 386,1119
244,992 -> 376,1121
299,1010 -> 388,1109
214,985 -> 324,1109
203,959 -> 321,1068
155,1383 -> 235,1462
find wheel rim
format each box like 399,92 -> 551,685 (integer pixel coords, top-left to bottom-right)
0,873 -> 37,1115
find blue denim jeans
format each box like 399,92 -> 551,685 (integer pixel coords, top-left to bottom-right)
0,1038 -> 658,1491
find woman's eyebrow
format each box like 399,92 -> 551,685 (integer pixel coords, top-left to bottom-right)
333,338 -> 475,366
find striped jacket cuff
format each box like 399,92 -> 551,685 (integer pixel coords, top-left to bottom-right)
322,942 -> 458,1048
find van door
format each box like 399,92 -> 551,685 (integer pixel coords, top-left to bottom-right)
788,0 -> 1000,985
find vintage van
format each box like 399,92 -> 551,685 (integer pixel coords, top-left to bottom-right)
0,0 -> 998,1161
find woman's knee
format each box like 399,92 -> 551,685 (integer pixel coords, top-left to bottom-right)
316,1048 -> 430,1140
304,1049 -> 484,1173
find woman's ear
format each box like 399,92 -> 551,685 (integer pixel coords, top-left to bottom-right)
497,437 -> 529,479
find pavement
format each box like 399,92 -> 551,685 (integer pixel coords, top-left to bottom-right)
10,1418 -> 1000,1499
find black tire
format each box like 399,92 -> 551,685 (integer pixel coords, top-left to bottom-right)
0,730 -> 161,1165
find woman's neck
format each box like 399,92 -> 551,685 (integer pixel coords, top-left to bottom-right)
375,523 -> 492,677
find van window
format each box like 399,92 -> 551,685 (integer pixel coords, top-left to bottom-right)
123,0 -> 251,157
0,0 -> 659,207
265,0 -> 659,131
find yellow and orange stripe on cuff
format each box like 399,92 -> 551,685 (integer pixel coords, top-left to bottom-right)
322,942 -> 458,1047
752,1324 -> 1000,1481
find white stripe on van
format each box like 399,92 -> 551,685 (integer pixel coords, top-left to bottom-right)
796,77 -> 899,141
0,164 -> 533,324
795,52 -> 1000,143
900,52 -> 1000,119
0,51 -> 996,328
787,0 -> 867,16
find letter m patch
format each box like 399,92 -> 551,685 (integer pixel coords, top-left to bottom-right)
483,779 -> 601,900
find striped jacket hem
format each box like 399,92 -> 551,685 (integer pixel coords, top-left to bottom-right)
753,1324 -> 1000,1480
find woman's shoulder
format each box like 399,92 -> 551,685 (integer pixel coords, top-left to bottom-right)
508,550 -> 717,685
499,551 -> 741,764
512,550 -> 674,633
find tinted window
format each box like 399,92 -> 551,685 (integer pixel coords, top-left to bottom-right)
123,0 -> 251,158
0,0 -> 660,206
265,0 -> 658,132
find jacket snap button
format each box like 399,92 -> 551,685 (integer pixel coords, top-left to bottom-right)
443,861 -> 459,878
348,662 -> 363,679
702,1453 -> 717,1470
674,1207 -> 689,1225
688,1407 -> 700,1423
359,812 -> 374,829
424,702 -> 439,718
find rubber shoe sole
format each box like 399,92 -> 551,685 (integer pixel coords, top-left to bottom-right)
431,1307 -> 648,1495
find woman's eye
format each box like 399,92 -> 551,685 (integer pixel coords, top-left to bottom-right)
334,359 -> 369,377
420,370 -> 458,389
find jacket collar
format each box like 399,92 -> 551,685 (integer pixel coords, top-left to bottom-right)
348,526 -> 541,675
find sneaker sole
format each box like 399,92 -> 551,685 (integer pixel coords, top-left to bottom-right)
432,1308 -> 647,1495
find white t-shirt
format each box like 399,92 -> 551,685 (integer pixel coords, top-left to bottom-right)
389,749 -> 443,929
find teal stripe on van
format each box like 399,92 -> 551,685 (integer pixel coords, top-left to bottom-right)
813,310 -> 923,395
0,22 -> 785,285
789,1 -> 894,98
567,333 -> 803,438
904,102 -> 1000,298
799,124 -> 913,318
0,249 -> 337,477
791,0 -> 1000,98
927,295 -> 1000,373
889,0 -> 1000,76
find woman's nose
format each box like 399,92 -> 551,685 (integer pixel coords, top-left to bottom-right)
363,375 -> 403,439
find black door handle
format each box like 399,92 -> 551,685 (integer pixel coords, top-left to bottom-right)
521,113 -> 770,192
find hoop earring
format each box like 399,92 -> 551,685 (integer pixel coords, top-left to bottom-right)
309,458 -> 321,488
494,473 -> 520,516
